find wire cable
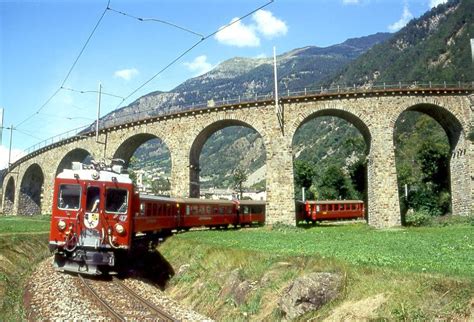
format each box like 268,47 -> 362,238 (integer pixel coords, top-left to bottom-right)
15,0 -> 111,129
107,6 -> 204,39
60,0 -> 111,88
14,128 -> 44,141
116,0 -> 274,108
61,86 -> 126,100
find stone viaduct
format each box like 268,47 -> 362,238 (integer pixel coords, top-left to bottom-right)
1,87 -> 473,228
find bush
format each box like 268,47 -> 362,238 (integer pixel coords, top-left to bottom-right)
405,209 -> 433,227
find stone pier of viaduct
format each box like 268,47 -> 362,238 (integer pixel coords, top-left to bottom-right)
1,88 -> 473,228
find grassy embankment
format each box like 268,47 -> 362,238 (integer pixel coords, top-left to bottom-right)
160,221 -> 474,321
0,215 -> 50,321
0,215 -> 472,320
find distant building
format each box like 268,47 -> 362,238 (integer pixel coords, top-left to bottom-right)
199,187 -> 266,201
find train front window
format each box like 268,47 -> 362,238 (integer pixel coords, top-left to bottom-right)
58,184 -> 81,210
105,188 -> 128,214
86,186 -> 101,212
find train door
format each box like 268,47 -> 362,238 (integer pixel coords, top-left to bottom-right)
80,185 -> 102,248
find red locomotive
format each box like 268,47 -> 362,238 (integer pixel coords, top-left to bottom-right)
296,200 -> 365,223
48,160 -> 265,275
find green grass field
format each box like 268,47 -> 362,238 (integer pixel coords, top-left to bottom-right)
161,222 -> 473,320
0,215 -> 51,234
175,223 -> 473,277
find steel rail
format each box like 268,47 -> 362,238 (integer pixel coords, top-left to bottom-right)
112,276 -> 177,322
78,274 -> 125,321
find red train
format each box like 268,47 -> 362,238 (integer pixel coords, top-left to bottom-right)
48,161 -> 265,275
49,161 -> 365,275
296,200 -> 365,223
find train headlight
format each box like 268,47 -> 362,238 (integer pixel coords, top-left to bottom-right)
115,223 -> 125,235
57,220 -> 67,231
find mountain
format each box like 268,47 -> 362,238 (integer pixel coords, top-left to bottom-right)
331,0 -> 473,85
100,32 -> 392,128
118,33 -> 392,189
123,0 -> 471,198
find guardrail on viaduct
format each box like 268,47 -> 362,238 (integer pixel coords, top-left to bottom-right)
9,81 -> 474,170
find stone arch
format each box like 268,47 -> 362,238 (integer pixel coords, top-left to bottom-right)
112,133 -> 171,168
393,103 -> 464,150
290,108 -> 372,215
18,163 -> 44,215
393,102 -> 469,217
56,148 -> 92,175
290,108 -> 372,152
189,119 -> 267,198
3,177 -> 15,214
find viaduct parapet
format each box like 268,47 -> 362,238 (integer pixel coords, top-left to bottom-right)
2,87 -> 473,228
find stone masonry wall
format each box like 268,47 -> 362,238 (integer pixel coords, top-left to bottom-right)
2,92 -> 472,228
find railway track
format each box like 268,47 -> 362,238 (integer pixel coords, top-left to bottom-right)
78,274 -> 176,321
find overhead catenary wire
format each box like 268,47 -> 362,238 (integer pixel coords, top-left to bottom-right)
14,0 -> 111,130
107,6 -> 205,39
13,128 -> 44,141
116,0 -> 274,108
61,86 -> 126,101
11,0 -> 274,145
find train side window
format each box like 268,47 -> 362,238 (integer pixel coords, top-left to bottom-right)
200,206 -> 206,215
316,205 -> 320,212
207,206 -> 211,214
227,206 -> 232,214
191,205 -> 198,215
105,188 -> 128,214
243,206 -> 249,215
152,203 -> 157,215
58,184 -> 81,210
219,206 -> 224,214
186,205 -> 190,216
146,203 -> 152,216
140,203 -> 145,216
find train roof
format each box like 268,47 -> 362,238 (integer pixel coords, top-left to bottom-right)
57,168 -> 133,184
139,194 -> 265,205
297,200 -> 363,204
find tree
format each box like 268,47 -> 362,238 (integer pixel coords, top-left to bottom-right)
417,141 -> 449,190
348,158 -> 366,200
232,167 -> 248,199
294,160 -> 316,189
294,160 -> 317,200
318,165 -> 358,200
406,140 -> 451,216
151,177 -> 170,195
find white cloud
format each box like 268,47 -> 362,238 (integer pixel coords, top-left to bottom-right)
184,55 -> 214,76
114,68 -> 139,81
252,10 -> 288,38
429,0 -> 447,8
388,4 -> 413,32
0,145 -> 25,170
214,18 -> 260,47
343,0 -> 360,4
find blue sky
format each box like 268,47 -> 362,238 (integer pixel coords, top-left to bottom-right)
0,0 -> 447,168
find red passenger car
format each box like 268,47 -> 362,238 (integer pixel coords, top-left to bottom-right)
296,200 -> 365,223
49,161 -> 265,275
